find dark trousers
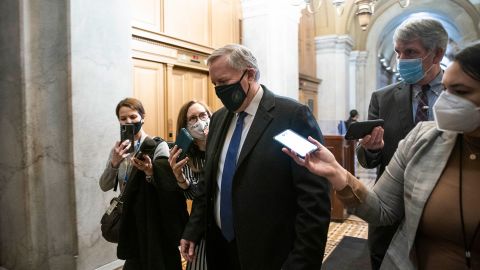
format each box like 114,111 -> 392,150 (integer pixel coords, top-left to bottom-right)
206,224 -> 241,270
368,223 -> 399,270
123,259 -> 140,270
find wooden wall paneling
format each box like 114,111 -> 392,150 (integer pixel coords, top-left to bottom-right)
208,80 -> 223,113
163,0 -> 210,46
324,135 -> 346,222
299,9 -> 317,79
132,59 -> 166,138
167,67 -> 209,141
191,72 -> 209,104
130,0 -> 162,33
211,0 -> 239,48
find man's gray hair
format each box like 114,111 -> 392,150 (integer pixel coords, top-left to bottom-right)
207,44 -> 260,81
393,18 -> 448,52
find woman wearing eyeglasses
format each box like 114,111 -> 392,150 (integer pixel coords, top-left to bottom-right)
168,100 -> 212,270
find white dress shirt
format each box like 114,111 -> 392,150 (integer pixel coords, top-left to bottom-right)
214,86 -> 264,228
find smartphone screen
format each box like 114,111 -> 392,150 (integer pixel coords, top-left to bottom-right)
274,129 -> 318,157
120,124 -> 135,153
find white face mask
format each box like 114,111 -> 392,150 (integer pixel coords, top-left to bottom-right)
187,119 -> 210,140
433,91 -> 480,133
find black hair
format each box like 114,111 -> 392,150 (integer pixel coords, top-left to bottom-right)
349,109 -> 359,119
454,42 -> 480,82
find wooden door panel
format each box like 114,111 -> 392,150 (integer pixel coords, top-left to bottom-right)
132,59 -> 165,137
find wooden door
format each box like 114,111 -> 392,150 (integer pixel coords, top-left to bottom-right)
167,67 -> 209,141
132,58 -> 166,138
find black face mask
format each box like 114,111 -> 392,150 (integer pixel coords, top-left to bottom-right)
133,120 -> 143,135
215,70 -> 249,112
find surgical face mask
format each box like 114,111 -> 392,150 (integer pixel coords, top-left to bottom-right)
133,119 -> 143,135
215,70 -> 249,112
433,91 -> 480,133
188,118 -> 210,140
397,53 -> 433,84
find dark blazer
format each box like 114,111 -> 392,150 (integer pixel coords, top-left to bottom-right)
183,87 -> 331,270
117,155 -> 189,270
356,81 -> 415,179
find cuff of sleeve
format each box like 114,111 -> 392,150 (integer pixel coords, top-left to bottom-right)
336,172 -> 368,207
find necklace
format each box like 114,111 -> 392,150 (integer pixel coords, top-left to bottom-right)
464,137 -> 480,160
459,135 -> 480,269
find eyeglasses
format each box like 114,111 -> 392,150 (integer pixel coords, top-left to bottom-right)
187,111 -> 209,125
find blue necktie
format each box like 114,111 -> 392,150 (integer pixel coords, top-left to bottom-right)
220,112 -> 247,241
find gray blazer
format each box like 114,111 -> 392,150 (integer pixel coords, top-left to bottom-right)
353,121 -> 457,270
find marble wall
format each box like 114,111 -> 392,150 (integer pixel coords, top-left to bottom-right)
0,0 -> 132,269
315,35 -> 354,134
70,0 -> 133,268
241,0 -> 303,100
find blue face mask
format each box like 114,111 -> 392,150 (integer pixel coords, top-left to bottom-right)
397,52 -> 435,84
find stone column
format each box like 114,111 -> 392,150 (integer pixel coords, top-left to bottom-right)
315,35 -> 353,134
349,50 -> 368,119
241,0 -> 303,99
0,0 -> 76,269
0,0 -> 132,269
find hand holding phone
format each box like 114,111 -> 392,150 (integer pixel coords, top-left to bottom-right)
274,129 -> 318,157
175,128 -> 194,160
345,119 -> 384,140
120,124 -> 135,153
134,137 -> 157,161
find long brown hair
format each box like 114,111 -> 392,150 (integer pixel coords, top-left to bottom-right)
176,100 -> 212,172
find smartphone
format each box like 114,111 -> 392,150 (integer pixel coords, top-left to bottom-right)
274,129 -> 318,157
134,137 -> 157,161
344,119 -> 385,140
175,128 -> 194,160
120,124 -> 135,153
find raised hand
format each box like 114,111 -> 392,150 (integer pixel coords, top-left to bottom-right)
168,145 -> 189,183
359,126 -> 385,151
131,154 -> 153,176
282,136 -> 348,190
111,140 -> 132,168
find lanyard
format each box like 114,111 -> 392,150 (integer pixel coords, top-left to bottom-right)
124,139 -> 141,182
459,135 -> 480,268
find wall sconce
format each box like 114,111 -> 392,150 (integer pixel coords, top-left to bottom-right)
397,0 -> 410,8
293,0 -> 345,15
355,0 -> 375,31
331,0 -> 346,16
305,0 -> 322,13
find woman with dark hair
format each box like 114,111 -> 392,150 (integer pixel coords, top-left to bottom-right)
283,42 -> 480,270
99,97 -> 188,270
168,100 -> 212,270
345,109 -> 359,130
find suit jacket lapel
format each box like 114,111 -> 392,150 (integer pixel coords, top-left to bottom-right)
237,86 -> 274,168
205,109 -> 234,192
407,130 -> 457,247
394,83 -> 414,133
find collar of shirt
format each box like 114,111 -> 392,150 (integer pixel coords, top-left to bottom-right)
413,70 -> 443,98
241,85 -> 264,118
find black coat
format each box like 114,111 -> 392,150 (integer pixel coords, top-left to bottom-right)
183,87 -> 331,270
117,155 -> 188,270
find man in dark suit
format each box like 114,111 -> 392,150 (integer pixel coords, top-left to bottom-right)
180,44 -> 331,270
356,18 -> 448,270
